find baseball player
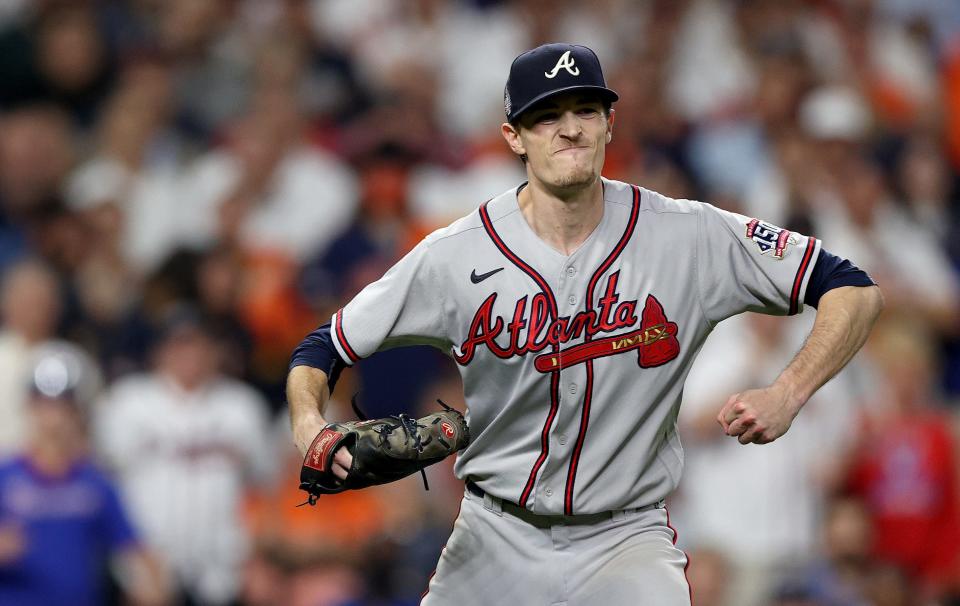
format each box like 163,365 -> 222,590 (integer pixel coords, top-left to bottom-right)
287,43 -> 883,605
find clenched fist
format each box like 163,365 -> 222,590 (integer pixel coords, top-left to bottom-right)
716,385 -> 803,445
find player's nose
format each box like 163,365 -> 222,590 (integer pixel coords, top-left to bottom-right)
556,111 -> 583,139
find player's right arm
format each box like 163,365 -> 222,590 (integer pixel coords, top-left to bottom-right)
287,365 -> 328,451
287,321 -> 353,476
287,236 -> 449,475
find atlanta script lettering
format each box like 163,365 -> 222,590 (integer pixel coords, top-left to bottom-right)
454,272 -> 638,365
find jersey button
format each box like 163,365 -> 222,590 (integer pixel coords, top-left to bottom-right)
569,384 -> 577,395
558,434 -> 567,445
567,295 -> 576,306
544,488 -> 553,497
566,266 -> 576,277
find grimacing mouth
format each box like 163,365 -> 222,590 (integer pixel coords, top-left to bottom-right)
552,145 -> 591,155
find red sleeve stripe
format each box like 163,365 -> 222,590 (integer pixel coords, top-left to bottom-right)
789,238 -> 817,316
563,185 -> 641,515
479,201 -> 560,509
334,308 -> 360,363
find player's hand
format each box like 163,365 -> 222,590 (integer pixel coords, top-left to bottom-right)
716,385 -> 802,445
292,415 -> 354,480
330,447 -> 353,481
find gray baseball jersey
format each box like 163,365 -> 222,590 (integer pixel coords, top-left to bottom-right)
330,177 -> 821,516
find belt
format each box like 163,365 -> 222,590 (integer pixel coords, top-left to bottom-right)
465,480 -> 664,528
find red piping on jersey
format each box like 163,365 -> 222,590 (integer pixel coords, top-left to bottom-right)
563,185 -> 641,515
789,238 -> 817,315
666,506 -> 693,605
334,308 -> 360,363
478,201 -> 560,509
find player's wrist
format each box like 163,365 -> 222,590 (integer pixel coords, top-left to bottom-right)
771,375 -> 808,416
290,408 -> 327,432
291,412 -> 329,455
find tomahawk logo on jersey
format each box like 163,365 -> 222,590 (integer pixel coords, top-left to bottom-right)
329,178 -> 821,516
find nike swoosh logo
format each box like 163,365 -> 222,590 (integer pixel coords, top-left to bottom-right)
470,267 -> 504,284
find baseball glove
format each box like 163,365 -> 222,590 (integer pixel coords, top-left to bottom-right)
299,399 -> 469,504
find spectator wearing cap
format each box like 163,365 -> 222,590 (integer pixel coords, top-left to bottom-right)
95,308 -> 275,606
0,342 -> 169,606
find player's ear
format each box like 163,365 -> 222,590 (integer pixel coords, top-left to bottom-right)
501,122 -> 526,157
605,109 -> 614,144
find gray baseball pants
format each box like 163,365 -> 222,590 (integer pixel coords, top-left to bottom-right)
421,486 -> 692,605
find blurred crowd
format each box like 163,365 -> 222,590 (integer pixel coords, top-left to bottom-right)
0,0 -> 958,604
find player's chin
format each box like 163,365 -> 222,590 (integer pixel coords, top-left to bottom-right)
553,166 -> 599,189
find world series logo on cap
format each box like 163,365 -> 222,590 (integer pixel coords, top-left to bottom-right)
545,50 -> 580,78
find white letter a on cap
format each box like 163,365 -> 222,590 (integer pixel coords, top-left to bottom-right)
544,50 -> 580,78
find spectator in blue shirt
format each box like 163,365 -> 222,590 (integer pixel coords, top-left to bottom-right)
0,342 -> 169,606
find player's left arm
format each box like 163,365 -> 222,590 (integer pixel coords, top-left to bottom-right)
693,204 -> 883,445
718,281 -> 883,444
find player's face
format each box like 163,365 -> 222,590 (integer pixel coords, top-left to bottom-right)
502,93 -> 613,195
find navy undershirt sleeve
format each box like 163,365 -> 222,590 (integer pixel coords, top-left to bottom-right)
289,323 -> 347,394
803,248 -> 876,309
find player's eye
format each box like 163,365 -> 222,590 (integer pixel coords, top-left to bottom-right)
576,107 -> 599,117
535,112 -> 559,123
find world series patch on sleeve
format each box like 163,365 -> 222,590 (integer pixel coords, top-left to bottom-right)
745,218 -> 799,260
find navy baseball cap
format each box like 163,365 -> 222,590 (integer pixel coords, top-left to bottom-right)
504,43 -> 619,123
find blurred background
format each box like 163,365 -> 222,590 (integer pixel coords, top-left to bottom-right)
0,0 -> 958,604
